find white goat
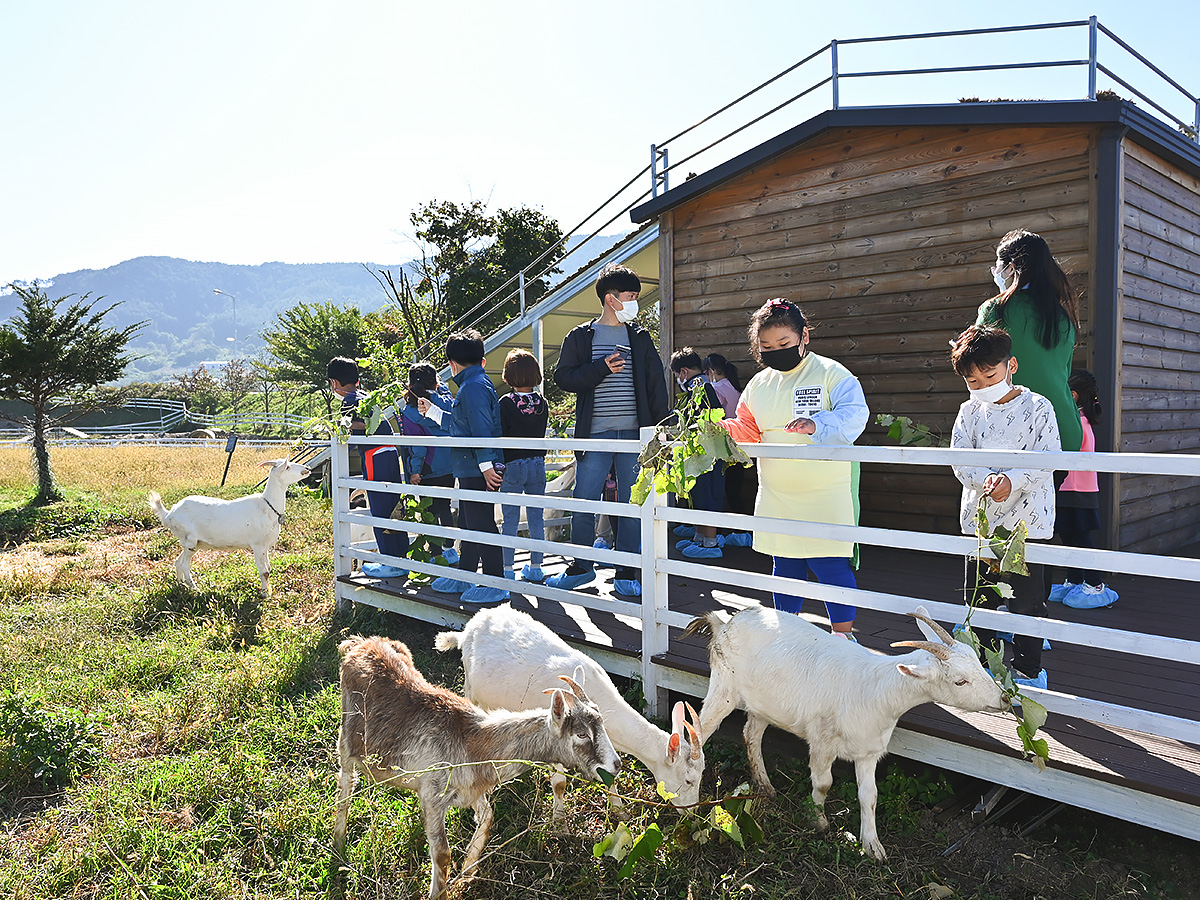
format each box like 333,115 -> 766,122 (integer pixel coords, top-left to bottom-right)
684,604 -> 1008,860
333,635 -> 621,899
148,458 -> 311,596
436,604 -> 704,814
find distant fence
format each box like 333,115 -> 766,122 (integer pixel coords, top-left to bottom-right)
0,397 -> 315,441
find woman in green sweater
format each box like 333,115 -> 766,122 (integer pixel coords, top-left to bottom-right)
975,229 -> 1083,453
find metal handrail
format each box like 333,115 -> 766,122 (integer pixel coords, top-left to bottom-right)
649,17 -> 1200,195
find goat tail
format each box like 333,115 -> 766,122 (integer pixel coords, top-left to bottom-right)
147,491 -> 169,523
434,630 -> 462,653
681,610 -> 729,644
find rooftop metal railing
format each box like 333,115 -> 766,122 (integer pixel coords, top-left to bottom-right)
649,16 -> 1200,196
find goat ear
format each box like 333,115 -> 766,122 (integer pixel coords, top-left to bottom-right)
670,701 -> 685,737
666,731 -> 681,763
549,688 -> 569,724
897,660 -> 940,681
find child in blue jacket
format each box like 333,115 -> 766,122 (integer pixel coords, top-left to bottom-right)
417,330 -> 507,605
401,362 -> 458,565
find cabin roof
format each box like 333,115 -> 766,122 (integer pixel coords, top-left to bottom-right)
631,99 -> 1200,223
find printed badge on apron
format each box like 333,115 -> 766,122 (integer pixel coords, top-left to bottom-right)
793,385 -> 824,419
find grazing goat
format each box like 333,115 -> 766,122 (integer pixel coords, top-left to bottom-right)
684,604 -> 1008,860
148,458 -> 311,596
333,635 -> 620,899
436,604 -> 704,814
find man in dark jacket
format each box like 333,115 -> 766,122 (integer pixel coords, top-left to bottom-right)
546,264 -> 669,597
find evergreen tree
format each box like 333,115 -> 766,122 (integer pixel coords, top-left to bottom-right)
0,283 -> 145,504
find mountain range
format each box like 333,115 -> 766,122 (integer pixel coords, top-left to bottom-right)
0,234 -> 625,382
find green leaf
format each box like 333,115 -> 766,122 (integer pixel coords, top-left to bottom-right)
1018,697 -> 1049,736
989,581 -> 1015,600
630,468 -> 653,506
617,824 -> 663,879
709,805 -> 743,846
594,822 -> 634,860
655,781 -> 678,802
736,809 -> 765,844
998,521 -> 1029,576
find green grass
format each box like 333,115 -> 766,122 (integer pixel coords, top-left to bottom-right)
0,449 -> 1191,899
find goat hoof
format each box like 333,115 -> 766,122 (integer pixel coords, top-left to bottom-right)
814,814 -> 830,833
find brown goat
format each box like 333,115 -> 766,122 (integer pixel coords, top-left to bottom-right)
333,635 -> 621,899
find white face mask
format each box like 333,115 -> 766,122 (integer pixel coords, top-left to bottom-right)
969,377 -> 1014,405
614,298 -> 639,324
991,265 -> 1009,292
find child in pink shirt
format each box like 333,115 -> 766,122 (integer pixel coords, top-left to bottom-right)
1052,370 -> 1118,607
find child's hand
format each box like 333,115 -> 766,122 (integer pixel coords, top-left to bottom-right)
411,473 -> 422,485
416,397 -> 431,416
785,416 -> 816,435
483,467 -> 503,490
983,473 -> 1012,502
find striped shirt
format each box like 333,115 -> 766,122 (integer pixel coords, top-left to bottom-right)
590,322 -> 638,432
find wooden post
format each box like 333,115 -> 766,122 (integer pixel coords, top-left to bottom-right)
658,212 -> 674,371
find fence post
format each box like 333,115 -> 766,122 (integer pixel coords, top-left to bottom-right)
332,435 -> 353,610
519,269 -> 526,317
1087,15 -> 1098,100
831,39 -> 839,109
650,143 -> 659,198
639,426 -> 670,717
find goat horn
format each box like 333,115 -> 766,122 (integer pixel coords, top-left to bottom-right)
892,640 -> 953,661
542,687 -> 577,706
685,702 -> 700,729
684,721 -> 702,760
909,611 -> 956,646
558,674 -> 591,703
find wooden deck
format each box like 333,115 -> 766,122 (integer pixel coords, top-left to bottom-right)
340,540 -> 1200,836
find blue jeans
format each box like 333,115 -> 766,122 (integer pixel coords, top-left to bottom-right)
501,456 -> 546,568
772,556 -> 857,626
571,429 -> 640,576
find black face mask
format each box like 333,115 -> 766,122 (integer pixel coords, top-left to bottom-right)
760,345 -> 803,371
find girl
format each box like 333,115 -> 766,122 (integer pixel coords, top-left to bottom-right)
499,349 -> 550,583
977,229 -> 1083,454
1052,369 -> 1119,608
702,352 -> 742,419
719,299 -> 870,637
401,362 -> 458,565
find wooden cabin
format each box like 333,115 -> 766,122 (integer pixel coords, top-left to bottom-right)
632,99 -> 1200,555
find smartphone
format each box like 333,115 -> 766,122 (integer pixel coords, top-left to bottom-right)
615,343 -> 631,361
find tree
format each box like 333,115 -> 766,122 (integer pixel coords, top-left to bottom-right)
173,365 -> 222,415
258,301 -> 367,414
0,282 -> 145,504
407,199 -> 565,349
220,358 -> 257,423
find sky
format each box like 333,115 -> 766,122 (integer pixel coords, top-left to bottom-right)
2,0 -> 1198,287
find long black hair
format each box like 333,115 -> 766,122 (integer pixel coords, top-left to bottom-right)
993,229 -> 1080,350
1068,369 -> 1102,425
702,352 -> 742,392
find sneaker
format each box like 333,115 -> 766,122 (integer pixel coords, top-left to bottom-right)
836,631 -> 858,643
613,578 -> 642,597
431,576 -> 472,594
361,563 -> 408,579
545,567 -> 596,590
440,547 -> 460,566
1063,583 -> 1119,609
1013,669 -> 1048,691
1047,581 -> 1075,603
673,524 -> 696,539
681,542 -> 723,559
520,565 -> 547,583
722,532 -> 753,548
460,585 -> 509,605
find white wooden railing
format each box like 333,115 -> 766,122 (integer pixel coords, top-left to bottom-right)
330,430 -> 1200,838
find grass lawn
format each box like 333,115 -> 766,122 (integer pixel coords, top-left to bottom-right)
0,444 -> 1194,899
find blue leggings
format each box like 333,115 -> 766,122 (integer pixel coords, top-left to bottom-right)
772,556 -> 857,626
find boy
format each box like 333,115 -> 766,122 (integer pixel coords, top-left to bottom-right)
548,263 -> 669,596
669,347 -> 751,559
327,356 -> 408,579
949,326 -> 1059,689
417,330 -> 508,605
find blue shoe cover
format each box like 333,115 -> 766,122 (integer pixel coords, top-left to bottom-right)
593,537 -> 611,550
362,563 -> 408,579
673,524 -> 695,538
1063,583 -> 1119,609
1047,581 -> 1074,603
460,585 -> 509,605
440,548 -> 460,566
613,578 -> 642,597
504,570 -> 517,580
545,569 -> 596,590
722,532 -> 753,548
681,542 -> 723,559
1013,669 -> 1048,691
521,565 -> 547,583
431,576 -> 472,594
